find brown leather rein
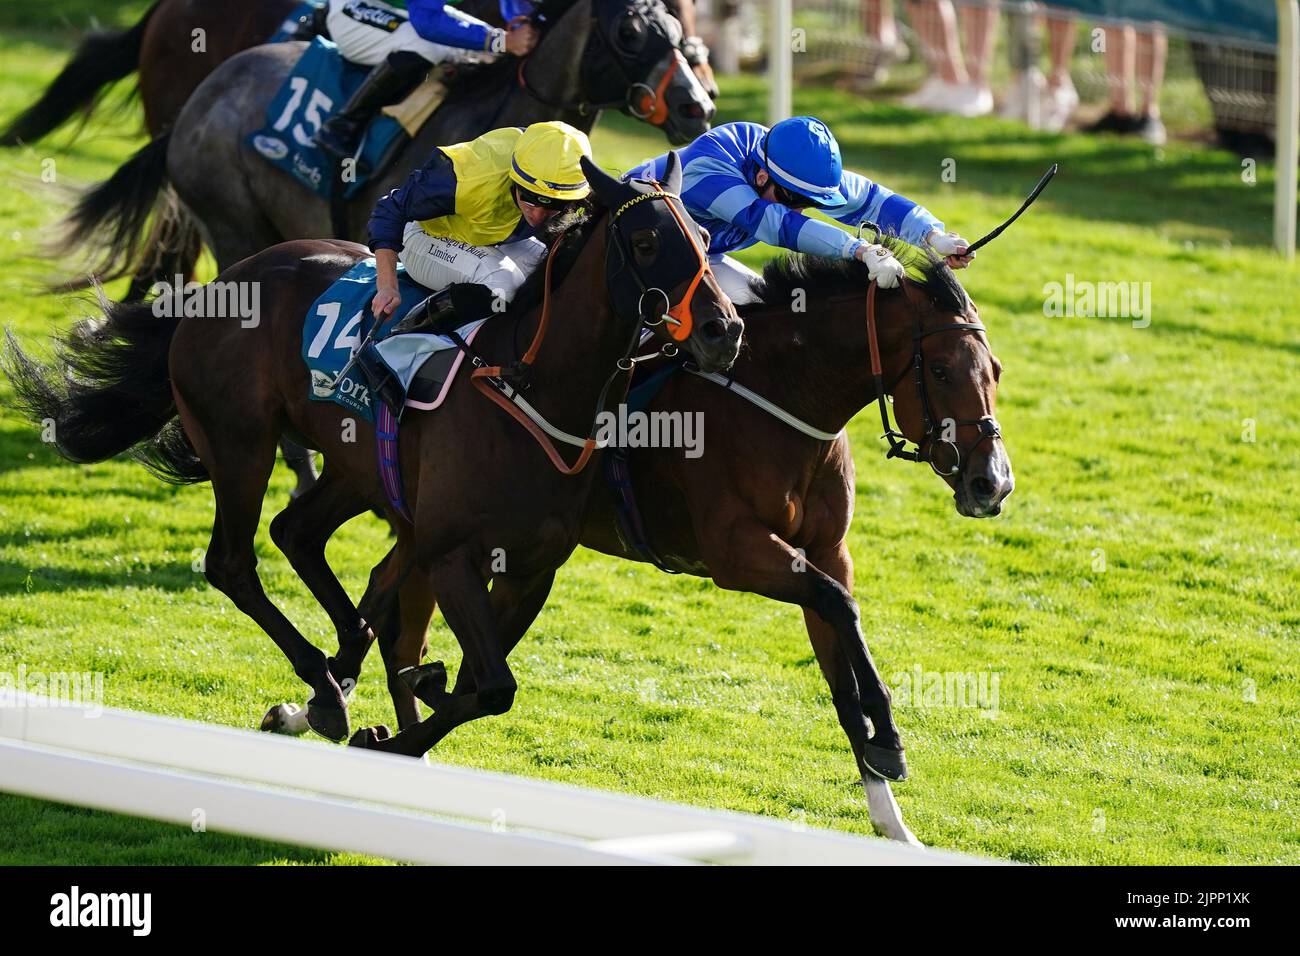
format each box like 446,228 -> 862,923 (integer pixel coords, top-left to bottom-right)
469,187 -> 709,475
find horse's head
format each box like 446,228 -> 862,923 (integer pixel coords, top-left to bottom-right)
877,248 -> 1013,517
583,152 -> 741,373
534,0 -> 714,144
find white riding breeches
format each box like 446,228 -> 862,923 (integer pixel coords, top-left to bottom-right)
398,221 -> 547,303
327,0 -> 495,67
710,254 -> 762,306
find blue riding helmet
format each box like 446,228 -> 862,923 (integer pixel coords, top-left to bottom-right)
761,116 -> 847,209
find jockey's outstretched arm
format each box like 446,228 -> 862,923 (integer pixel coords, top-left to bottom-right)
691,164 -> 931,262
833,171 -> 974,267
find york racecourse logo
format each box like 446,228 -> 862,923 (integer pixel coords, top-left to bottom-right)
50,886 -> 151,936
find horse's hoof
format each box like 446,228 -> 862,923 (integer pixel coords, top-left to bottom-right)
400,660 -> 447,708
306,699 -> 350,742
260,702 -> 310,735
348,725 -> 388,749
863,744 -> 909,782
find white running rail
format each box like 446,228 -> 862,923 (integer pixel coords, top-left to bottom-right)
0,693 -> 992,865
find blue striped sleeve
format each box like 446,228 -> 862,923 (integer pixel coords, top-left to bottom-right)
367,150 -> 459,252
834,170 -> 943,247
683,156 -> 860,259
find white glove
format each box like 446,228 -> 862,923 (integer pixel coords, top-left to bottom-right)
928,230 -> 973,262
857,243 -> 905,289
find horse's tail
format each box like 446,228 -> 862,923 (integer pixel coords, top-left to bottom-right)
0,290 -> 208,484
53,130 -> 194,294
0,0 -> 160,146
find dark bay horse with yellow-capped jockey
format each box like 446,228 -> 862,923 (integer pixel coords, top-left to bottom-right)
4,155 -> 742,745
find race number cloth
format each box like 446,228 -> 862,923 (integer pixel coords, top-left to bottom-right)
248,37 -> 407,199
303,258 -> 484,422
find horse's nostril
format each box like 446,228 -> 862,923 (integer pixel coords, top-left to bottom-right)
726,322 -> 741,340
701,319 -> 725,341
970,475 -> 995,501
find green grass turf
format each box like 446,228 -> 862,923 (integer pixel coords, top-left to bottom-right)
0,12 -> 1297,865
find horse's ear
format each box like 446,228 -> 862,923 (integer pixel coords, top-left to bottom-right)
581,156 -> 624,211
662,150 -> 683,194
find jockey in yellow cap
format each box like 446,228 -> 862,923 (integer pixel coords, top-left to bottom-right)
368,121 -> 592,320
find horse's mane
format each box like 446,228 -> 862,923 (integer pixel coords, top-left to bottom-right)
503,201 -> 600,321
748,236 -> 969,315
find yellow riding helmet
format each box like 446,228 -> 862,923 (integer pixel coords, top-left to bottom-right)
509,121 -> 593,201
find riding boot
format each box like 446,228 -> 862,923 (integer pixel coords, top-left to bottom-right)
392,283 -> 495,336
315,51 -> 432,167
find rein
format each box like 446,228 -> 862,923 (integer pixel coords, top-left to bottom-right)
865,279 -> 1001,478
469,186 -> 708,475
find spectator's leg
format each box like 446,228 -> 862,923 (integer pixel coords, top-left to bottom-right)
1042,10 -> 1079,131
959,0 -> 998,91
1135,26 -> 1168,144
862,0 -> 905,84
1002,3 -> 1043,125
1086,23 -> 1137,131
1109,24 -> 1137,117
1047,13 -> 1077,91
903,1 -> 968,110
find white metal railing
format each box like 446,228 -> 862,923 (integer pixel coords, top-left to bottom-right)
0,693 -> 993,866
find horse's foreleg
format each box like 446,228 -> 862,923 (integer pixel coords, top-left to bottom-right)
352,557 -> 551,758
801,551 -> 919,845
448,569 -> 556,697
702,519 -> 906,781
383,566 -> 437,730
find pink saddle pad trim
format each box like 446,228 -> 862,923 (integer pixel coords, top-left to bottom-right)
402,322 -> 485,412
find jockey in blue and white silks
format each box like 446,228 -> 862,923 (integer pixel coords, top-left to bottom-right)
317,1 -> 540,161
626,116 -> 973,304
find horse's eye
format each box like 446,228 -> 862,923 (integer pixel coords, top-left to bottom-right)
930,364 -> 949,383
617,19 -> 644,51
631,229 -> 659,261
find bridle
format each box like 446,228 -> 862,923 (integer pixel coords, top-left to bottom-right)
865,279 -> 1002,479
853,165 -> 1062,478
516,1 -> 692,125
470,182 -> 712,474
603,185 -> 716,342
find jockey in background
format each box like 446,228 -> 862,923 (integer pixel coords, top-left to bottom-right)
366,120 -> 592,321
625,116 -> 973,304
317,0 -> 540,161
